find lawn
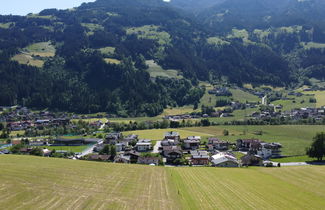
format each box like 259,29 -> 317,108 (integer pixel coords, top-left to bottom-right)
38,145 -> 91,153
1,155 -> 325,209
271,155 -> 317,163
122,128 -> 216,140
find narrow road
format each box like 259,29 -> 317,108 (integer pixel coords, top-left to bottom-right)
153,141 -> 161,153
99,119 -> 108,130
77,140 -> 103,158
270,161 -> 325,166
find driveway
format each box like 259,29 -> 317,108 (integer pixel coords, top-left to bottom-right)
153,141 -> 161,153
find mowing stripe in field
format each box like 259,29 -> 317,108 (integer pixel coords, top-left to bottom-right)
168,167 -> 325,210
1,155 -> 325,209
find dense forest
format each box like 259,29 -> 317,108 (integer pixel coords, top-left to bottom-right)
0,0 -> 325,116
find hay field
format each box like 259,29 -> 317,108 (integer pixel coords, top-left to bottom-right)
0,155 -> 179,209
1,155 -> 325,209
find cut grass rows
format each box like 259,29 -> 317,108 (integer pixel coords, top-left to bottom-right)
1,155 -> 325,209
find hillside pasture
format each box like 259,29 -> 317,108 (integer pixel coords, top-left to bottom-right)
199,82 -> 219,107
230,88 -> 260,103
104,58 -> 121,65
146,60 -> 182,79
126,25 -> 171,46
272,94 -> 316,111
98,46 -> 115,56
11,53 -> 44,67
0,22 -> 14,29
25,41 -> 56,57
301,42 -> 325,49
303,91 -> 325,107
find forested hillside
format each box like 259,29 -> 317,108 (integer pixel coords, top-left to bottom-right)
1,0 -> 325,116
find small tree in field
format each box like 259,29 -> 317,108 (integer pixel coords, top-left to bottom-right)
306,132 -> 325,161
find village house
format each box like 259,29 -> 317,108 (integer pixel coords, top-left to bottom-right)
135,139 -> 152,152
207,138 -> 229,151
183,136 -> 201,150
29,140 -> 48,146
88,154 -> 110,161
257,142 -> 282,159
161,139 -> 178,146
211,152 -> 239,167
190,150 -> 209,165
115,143 -> 124,152
161,146 -> 182,163
114,154 -> 131,164
241,154 -> 263,166
11,139 -> 22,145
124,134 -> 138,143
105,132 -> 123,144
42,149 -> 51,157
137,156 -> 160,165
124,150 -> 141,163
164,131 -> 180,141
236,139 -> 262,151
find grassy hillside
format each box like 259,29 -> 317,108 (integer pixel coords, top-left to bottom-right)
146,60 -> 182,79
0,155 -> 325,209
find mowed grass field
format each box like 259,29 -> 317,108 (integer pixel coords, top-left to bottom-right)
1,155 -> 325,209
0,155 -> 179,210
169,166 -> 325,209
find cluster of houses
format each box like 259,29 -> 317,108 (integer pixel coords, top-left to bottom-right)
208,87 -> 232,96
0,129 -> 283,167
251,106 -> 325,121
86,131 -> 282,167
0,106 -> 109,132
0,106 -> 72,131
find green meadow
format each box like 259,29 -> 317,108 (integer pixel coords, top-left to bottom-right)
123,125 -> 325,156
